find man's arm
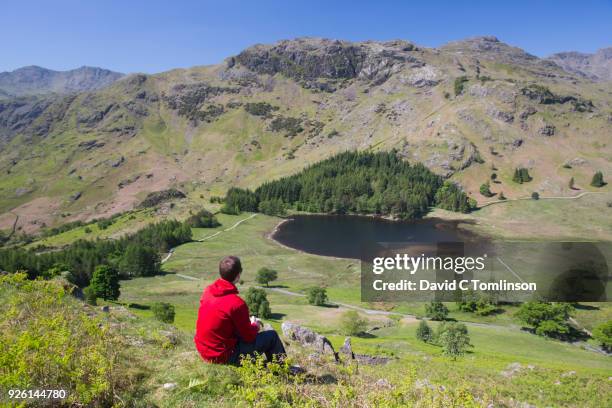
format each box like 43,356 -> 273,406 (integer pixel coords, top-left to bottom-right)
233,301 -> 259,343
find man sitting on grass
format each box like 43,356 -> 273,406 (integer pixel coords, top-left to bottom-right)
194,255 -> 286,364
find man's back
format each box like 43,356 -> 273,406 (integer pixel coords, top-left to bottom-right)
194,278 -> 258,363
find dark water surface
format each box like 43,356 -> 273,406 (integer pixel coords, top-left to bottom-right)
272,214 -> 480,259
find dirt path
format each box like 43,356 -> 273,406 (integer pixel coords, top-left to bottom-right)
197,213 -> 258,242
479,191 -> 605,208
161,214 -> 258,264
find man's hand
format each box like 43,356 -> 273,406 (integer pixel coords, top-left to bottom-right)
250,316 -> 263,331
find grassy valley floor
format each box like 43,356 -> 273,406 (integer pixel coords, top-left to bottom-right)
112,210 -> 611,406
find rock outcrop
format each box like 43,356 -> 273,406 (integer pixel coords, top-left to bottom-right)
281,322 -> 338,360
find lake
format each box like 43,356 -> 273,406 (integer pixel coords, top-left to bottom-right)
271,214 -> 481,259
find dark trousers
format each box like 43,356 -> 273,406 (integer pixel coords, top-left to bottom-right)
228,330 -> 286,365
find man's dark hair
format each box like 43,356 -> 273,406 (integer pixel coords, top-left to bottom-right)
219,256 -> 242,282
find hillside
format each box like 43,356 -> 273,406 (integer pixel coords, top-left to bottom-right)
0,36 -> 610,235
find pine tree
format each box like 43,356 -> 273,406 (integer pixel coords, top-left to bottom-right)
591,171 -> 605,187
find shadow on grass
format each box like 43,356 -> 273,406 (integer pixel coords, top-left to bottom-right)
573,303 -> 600,311
265,285 -> 289,289
127,303 -> 151,310
269,312 -> 287,320
319,303 -> 340,309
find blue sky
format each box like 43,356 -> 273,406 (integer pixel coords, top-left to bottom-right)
2,0 -> 611,74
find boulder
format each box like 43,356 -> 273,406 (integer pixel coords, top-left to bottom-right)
281,322 -> 338,360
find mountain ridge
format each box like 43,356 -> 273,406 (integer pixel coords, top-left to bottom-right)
0,65 -> 124,97
0,36 -> 610,233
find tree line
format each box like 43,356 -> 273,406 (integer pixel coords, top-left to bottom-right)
0,220 -> 192,287
221,150 -> 474,219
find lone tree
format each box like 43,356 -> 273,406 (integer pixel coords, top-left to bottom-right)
307,287 -> 328,306
340,310 -> 368,336
531,192 -> 540,200
416,320 -> 433,343
591,171 -> 605,187
425,301 -> 449,321
498,192 -> 506,200
592,321 -> 612,351
437,322 -> 472,359
256,267 -> 278,287
245,287 -> 271,319
89,265 -> 120,301
152,302 -> 175,323
479,182 -> 494,197
568,177 -> 575,189
515,302 -> 573,338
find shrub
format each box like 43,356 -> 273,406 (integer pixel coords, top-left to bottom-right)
515,302 -> 573,338
416,320 -> 433,342
340,310 -> 368,336
592,321 -> 612,351
152,302 -> 175,323
244,102 -> 279,118
84,226 -> 92,234
498,192 -> 506,200
531,192 -> 540,200
437,322 -> 472,359
479,182 -> 493,197
454,76 -> 468,96
256,267 -> 278,287
307,287 -> 328,306
89,265 -> 120,301
425,301 -> 449,321
185,209 -> 220,228
590,171 -> 605,187
83,285 -> 98,305
244,287 -> 271,318
456,290 -> 498,316
97,219 -> 113,230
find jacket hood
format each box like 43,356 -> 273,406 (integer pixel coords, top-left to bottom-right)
206,278 -> 239,297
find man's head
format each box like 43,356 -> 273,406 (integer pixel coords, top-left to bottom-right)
219,255 -> 242,283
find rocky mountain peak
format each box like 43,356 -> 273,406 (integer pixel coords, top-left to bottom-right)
229,37 -> 419,88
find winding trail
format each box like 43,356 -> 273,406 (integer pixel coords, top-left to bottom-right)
161,214 -> 258,264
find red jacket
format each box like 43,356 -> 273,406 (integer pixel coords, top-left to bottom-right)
194,278 -> 259,363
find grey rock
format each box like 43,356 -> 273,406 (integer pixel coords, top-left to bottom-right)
538,124 -> 556,136
70,191 -> 82,201
281,322 -> 337,359
340,337 -> 353,356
